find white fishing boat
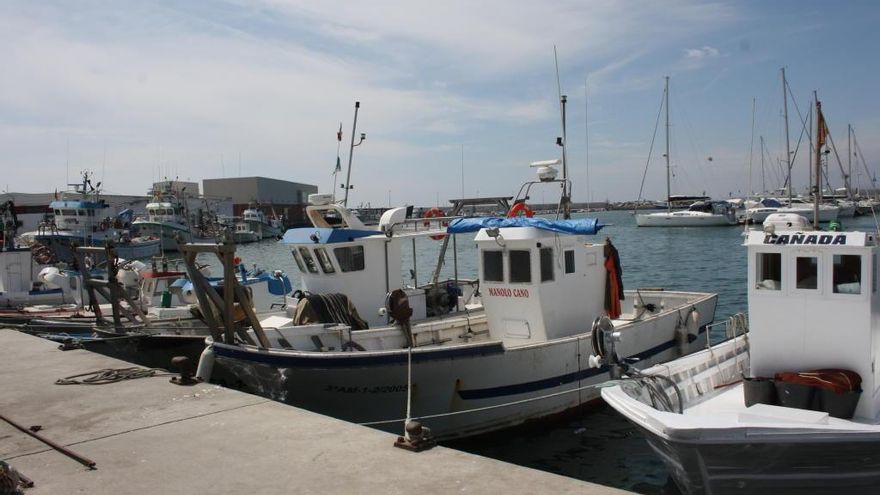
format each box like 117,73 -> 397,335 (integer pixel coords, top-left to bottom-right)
19,172 -> 161,262
195,159 -> 719,440
602,97 -> 876,495
636,78 -> 736,228
132,182 -> 199,251
232,222 -> 260,244
241,206 -> 284,239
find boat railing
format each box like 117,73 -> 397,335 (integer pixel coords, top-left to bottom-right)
704,312 -> 749,348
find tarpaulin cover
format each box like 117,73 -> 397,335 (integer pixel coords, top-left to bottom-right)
446,217 -> 603,235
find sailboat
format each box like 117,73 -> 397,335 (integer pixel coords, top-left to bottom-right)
636,77 -> 737,227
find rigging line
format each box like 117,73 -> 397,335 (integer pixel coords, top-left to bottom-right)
359,379 -> 616,426
634,86 -> 667,211
852,128 -> 876,191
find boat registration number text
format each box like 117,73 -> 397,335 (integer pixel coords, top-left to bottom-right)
324,384 -> 408,394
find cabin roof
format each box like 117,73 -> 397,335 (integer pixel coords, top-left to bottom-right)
49,200 -> 106,209
282,227 -> 379,245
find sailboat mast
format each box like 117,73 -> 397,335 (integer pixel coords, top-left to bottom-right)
848,124 -> 853,198
665,76 -> 671,214
760,135 -> 766,193
813,94 -> 822,229
782,68 -> 792,204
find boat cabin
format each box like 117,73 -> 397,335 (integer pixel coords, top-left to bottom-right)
49,200 -> 108,232
474,225 -> 606,346
747,217 -> 880,419
145,202 -> 185,224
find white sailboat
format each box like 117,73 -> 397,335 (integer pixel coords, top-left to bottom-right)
636,77 -> 737,227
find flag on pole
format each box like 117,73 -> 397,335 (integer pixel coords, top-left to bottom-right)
335,156 -> 342,173
817,106 -> 828,151
337,123 -> 343,142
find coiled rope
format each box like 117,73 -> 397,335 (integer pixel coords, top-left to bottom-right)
56,367 -> 173,385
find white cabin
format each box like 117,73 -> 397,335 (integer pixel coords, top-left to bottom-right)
746,223 -> 880,419
475,227 -> 606,346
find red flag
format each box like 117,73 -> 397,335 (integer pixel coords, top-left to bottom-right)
337,123 -> 343,142
817,107 -> 828,150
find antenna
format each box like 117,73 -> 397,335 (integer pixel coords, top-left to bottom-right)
553,45 -> 571,219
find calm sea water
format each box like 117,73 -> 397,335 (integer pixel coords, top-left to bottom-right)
231,210 -> 878,494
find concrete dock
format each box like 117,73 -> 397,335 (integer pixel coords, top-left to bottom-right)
0,329 -> 632,494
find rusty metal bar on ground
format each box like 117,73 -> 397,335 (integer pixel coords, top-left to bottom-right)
0,413 -> 96,469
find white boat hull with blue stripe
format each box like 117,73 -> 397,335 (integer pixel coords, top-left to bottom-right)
198,187 -> 719,440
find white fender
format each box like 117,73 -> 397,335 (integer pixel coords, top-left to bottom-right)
196,345 -> 215,382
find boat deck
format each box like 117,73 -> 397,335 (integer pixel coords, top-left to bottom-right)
0,329 -> 631,495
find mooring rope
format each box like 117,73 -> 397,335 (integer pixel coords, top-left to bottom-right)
55,367 -> 174,385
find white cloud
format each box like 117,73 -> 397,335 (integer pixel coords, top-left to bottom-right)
685,46 -> 721,59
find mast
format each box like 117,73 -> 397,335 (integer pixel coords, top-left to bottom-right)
782,68 -> 793,203
553,46 -> 571,219
813,94 -> 822,229
664,76 -> 671,214
343,101 -> 361,207
848,124 -> 853,198
760,135 -> 766,193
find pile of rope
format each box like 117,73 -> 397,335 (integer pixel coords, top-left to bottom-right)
56,367 -> 173,385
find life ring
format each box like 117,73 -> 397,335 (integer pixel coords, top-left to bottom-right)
507,202 -> 534,218
422,207 -> 447,241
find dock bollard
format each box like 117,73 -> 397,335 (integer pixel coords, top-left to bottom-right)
169,356 -> 199,386
393,421 -> 436,452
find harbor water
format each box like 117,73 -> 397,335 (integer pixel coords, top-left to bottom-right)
226,209 -> 878,494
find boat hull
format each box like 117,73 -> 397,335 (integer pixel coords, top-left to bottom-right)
132,221 -> 206,251
207,292 -> 718,440
638,429 -> 880,495
636,212 -> 736,227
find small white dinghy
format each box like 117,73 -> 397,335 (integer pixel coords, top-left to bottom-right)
601,212 -> 880,494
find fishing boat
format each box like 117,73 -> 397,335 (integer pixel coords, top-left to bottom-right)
601,97 -> 877,494
636,78 -> 737,227
241,205 -> 284,239
18,172 -> 161,262
132,182 -> 199,251
195,157 -> 719,440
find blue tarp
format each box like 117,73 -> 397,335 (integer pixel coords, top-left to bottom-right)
117,208 -> 134,224
446,217 -> 603,236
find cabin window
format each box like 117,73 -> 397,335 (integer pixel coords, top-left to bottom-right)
334,246 -> 365,272
62,209 -> 76,216
88,210 -> 95,216
54,209 -> 61,216
833,254 -> 861,294
795,256 -> 818,290
564,250 -> 575,274
509,250 -> 532,283
298,247 -> 319,274
540,247 -> 554,282
483,251 -> 504,282
756,252 -> 781,290
291,249 -> 306,273
315,248 -> 336,274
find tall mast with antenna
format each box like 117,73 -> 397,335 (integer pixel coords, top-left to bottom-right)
343,101 -> 365,207
782,68 -> 793,203
553,46 -> 571,219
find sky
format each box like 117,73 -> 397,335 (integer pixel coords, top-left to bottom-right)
1,0 -> 879,206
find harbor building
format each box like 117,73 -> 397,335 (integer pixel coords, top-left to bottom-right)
202,176 -> 317,227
